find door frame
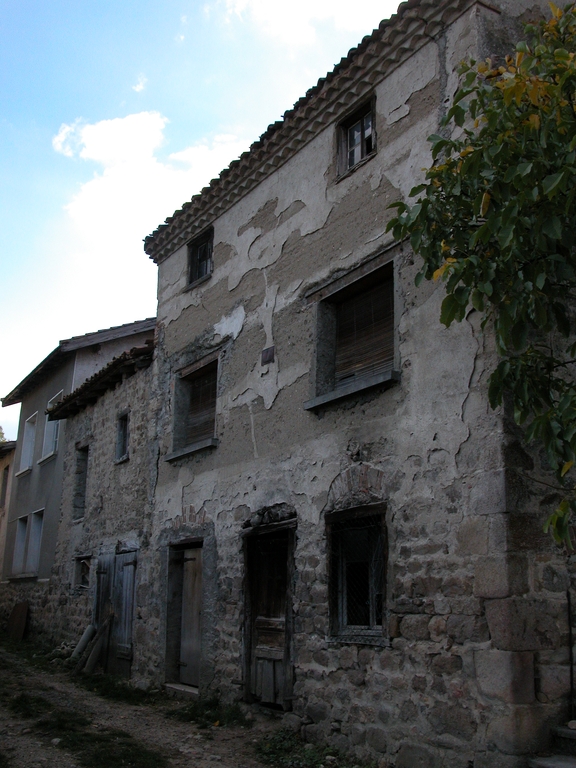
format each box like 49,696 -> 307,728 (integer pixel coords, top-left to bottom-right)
243,520 -> 295,710
165,538 -> 203,686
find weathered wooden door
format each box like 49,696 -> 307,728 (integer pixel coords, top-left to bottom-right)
247,529 -> 293,709
179,547 -> 202,686
95,551 -> 137,678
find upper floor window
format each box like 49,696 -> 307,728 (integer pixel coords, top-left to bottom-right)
305,261 -> 397,410
19,413 -> 37,472
116,412 -> 129,462
42,391 -> 63,459
12,509 -> 44,576
188,229 -> 213,287
168,354 -> 219,461
1,465 -> 9,507
340,102 -> 375,173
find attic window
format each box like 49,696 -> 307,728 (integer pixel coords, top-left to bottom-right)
340,102 -> 375,173
187,229 -> 213,287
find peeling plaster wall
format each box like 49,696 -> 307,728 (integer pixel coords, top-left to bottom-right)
145,5 -> 570,766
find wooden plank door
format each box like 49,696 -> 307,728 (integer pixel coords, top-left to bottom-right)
108,552 -> 137,678
179,547 -> 202,686
247,530 -> 293,708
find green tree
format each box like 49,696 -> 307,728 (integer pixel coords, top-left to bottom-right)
0,426 -> 5,443
388,3 -> 576,545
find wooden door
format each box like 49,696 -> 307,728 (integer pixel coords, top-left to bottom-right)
179,547 -> 202,686
95,552 -> 137,678
247,530 -> 293,708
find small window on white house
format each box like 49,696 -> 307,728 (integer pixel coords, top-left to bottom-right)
20,413 -> 37,471
12,517 -> 27,574
42,392 -> 63,459
116,413 -> 129,461
1,465 -> 9,507
25,511 -> 43,573
12,510 -> 44,575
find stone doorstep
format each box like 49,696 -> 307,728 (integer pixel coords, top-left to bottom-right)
164,682 -> 199,699
528,757 -> 576,768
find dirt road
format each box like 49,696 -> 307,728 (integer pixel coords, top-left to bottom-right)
0,643 -> 280,768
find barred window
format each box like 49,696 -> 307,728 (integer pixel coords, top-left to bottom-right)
328,509 -> 386,641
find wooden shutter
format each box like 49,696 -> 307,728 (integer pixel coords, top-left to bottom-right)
185,362 -> 217,444
334,277 -> 393,386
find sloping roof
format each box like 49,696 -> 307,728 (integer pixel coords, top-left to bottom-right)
2,318 -> 156,407
0,441 -> 16,459
144,0 -> 488,264
48,343 -> 154,420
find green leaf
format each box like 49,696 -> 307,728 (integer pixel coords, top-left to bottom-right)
542,172 -> 564,196
511,321 -> 528,350
542,216 -> 562,240
440,294 -> 460,327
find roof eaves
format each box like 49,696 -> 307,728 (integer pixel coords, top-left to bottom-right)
143,0 -> 482,264
48,343 -> 154,421
1,347 -> 70,407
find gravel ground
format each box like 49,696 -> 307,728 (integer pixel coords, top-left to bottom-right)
0,644 -> 280,768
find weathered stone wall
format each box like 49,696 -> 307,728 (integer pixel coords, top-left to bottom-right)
14,363 -> 157,670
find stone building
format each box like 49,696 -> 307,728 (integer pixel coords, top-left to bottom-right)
46,342 -> 155,678
136,0 -> 569,764
1,0 -> 574,765
0,319 -> 155,630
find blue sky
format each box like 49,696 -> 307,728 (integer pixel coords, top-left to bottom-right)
1,0 -> 401,438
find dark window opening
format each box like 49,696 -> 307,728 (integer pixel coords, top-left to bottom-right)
73,446 -> 89,520
1,465 -> 9,507
340,103 -> 375,172
116,413 -> 129,460
188,229 -> 213,285
75,556 -> 91,588
329,512 -> 386,639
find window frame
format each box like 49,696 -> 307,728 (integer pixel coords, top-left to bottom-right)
338,100 -> 376,176
115,411 -> 130,463
74,555 -> 91,589
326,505 -> 388,644
41,391 -> 63,461
166,352 -> 219,462
304,259 -> 399,411
186,228 -> 214,289
1,464 -> 9,507
73,444 -> 90,521
18,412 -> 37,473
11,509 -> 44,577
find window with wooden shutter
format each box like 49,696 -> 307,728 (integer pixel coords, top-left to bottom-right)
169,355 -> 220,460
184,362 -> 217,445
304,259 -> 399,411
335,277 -> 394,387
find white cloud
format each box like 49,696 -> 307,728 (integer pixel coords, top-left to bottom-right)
0,111 -> 251,437
218,0 -> 401,45
132,74 -> 147,92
